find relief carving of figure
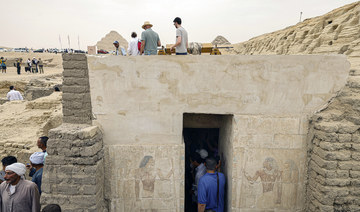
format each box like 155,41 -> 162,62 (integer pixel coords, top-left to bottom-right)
135,156 -> 174,199
281,159 -> 299,209
244,157 -> 282,208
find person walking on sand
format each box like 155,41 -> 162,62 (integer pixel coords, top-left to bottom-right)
127,32 -> 140,56
170,17 -> 188,55
140,21 -> 161,55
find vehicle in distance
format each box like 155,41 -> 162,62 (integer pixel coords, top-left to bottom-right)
74,50 -> 86,53
13,48 -> 28,52
97,49 -> 109,54
33,49 -> 44,53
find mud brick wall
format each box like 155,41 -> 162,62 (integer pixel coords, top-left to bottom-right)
62,54 -> 92,125
307,69 -> 360,212
41,124 -> 105,212
41,54 -> 104,212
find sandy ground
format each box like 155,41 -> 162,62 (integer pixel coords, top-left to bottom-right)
0,66 -> 63,81
0,52 -> 63,163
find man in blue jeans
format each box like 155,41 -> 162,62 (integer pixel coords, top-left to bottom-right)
198,157 -> 225,212
140,21 -> 161,55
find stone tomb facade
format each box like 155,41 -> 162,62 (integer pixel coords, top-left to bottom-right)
42,54 -> 351,211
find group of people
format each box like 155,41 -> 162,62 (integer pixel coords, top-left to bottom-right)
184,129 -> 226,212
24,57 -> 44,75
113,17 -> 188,56
0,136 -> 61,212
0,57 -> 44,75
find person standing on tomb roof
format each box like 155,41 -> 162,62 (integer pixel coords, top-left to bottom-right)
7,86 -> 24,101
0,162 -> 41,212
140,21 -> 161,55
0,156 -> 17,184
113,41 -> 126,56
198,157 -> 225,212
127,32 -> 140,56
170,17 -> 188,55
28,152 -> 45,195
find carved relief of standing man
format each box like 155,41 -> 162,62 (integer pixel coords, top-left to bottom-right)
243,157 -> 282,208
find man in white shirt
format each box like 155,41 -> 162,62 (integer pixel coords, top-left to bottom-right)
128,32 -> 140,56
7,85 -> 24,101
190,152 -> 207,204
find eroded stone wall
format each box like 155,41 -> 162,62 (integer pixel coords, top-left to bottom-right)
41,124 -> 105,212
41,54 -> 104,212
307,69 -> 360,212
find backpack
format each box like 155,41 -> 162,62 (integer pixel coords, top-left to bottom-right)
138,40 -> 141,51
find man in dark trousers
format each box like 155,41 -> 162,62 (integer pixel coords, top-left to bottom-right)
197,157 -> 225,212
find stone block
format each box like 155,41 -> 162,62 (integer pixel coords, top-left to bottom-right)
63,69 -> 88,78
352,152 -> 360,161
62,85 -> 89,93
62,53 -> 87,61
82,185 -> 98,195
311,154 -> 338,170
352,143 -> 360,151
78,126 -> 100,139
314,130 -> 338,142
352,134 -> 360,143
63,116 -> 92,125
350,170 -> 360,178
63,60 -> 88,69
313,122 -> 338,133
338,134 -> 352,143
63,78 -> 90,86
338,161 -> 355,170
319,141 -> 351,151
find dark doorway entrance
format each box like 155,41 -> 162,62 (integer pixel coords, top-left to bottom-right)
183,113 -> 233,212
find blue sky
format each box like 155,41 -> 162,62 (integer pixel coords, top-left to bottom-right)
2,0 -> 358,49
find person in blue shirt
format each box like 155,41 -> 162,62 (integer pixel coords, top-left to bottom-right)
197,157 -> 226,212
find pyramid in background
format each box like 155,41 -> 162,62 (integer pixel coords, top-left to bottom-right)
96,31 -> 128,52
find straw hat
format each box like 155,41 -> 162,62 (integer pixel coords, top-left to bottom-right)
142,21 -> 153,29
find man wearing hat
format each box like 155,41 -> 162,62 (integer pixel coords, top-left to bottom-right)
113,41 -> 126,56
140,21 -> 161,55
0,162 -> 40,212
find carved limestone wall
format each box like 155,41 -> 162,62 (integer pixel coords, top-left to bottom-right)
86,54 -> 350,211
